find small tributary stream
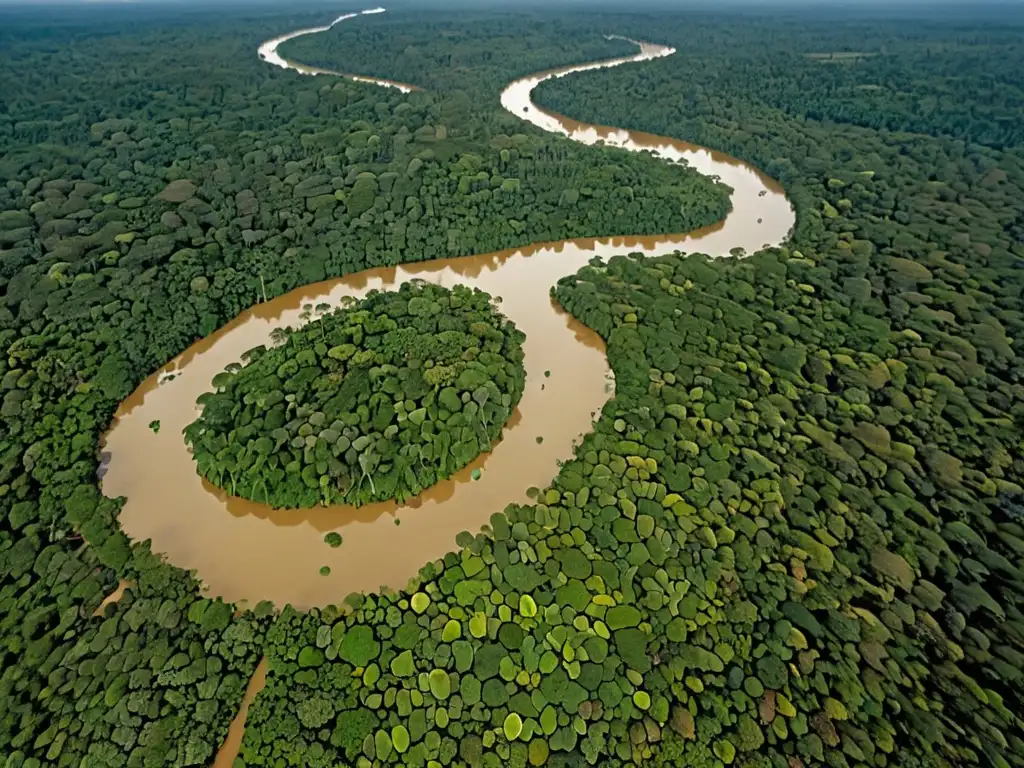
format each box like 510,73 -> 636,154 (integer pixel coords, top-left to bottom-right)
100,8 -> 794,615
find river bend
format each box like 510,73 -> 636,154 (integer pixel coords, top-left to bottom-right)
100,8 -> 794,611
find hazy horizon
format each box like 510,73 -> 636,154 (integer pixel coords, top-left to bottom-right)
2,0 -> 1023,6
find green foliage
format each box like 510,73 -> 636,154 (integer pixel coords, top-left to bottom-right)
390,649 -> 415,677
1,6 -> 1023,768
331,708 -> 377,759
537,16 -> 1024,764
503,712 -> 523,741
296,695 -> 334,729
428,668 -> 452,700
185,282 -> 526,508
338,626 -> 380,667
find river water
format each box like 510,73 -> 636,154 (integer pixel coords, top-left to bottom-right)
212,657 -> 268,768
100,10 -> 793,613
257,8 -> 417,91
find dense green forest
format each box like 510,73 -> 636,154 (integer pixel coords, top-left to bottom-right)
0,3 -> 1022,768
185,282 -> 526,508
536,9 -> 1024,767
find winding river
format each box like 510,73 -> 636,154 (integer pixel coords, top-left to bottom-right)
257,8 -> 418,91
100,9 -> 794,617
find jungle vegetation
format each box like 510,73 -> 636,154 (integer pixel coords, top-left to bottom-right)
533,9 -> 1024,768
0,4 -> 1022,768
185,282 -> 526,508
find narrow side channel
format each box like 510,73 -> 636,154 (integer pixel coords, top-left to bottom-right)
211,657 -> 269,768
93,580 -> 133,617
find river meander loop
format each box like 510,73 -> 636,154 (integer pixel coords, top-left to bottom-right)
99,8 -> 794,611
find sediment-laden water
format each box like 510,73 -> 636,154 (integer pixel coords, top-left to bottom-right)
100,10 -> 793,613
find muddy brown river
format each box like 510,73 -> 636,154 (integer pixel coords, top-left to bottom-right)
100,9 -> 794,614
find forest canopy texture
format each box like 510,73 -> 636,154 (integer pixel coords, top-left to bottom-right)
0,5 -> 1023,768
185,282 -> 526,508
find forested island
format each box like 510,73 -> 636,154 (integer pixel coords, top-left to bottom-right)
185,282 -> 526,508
1,4 -> 1022,768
